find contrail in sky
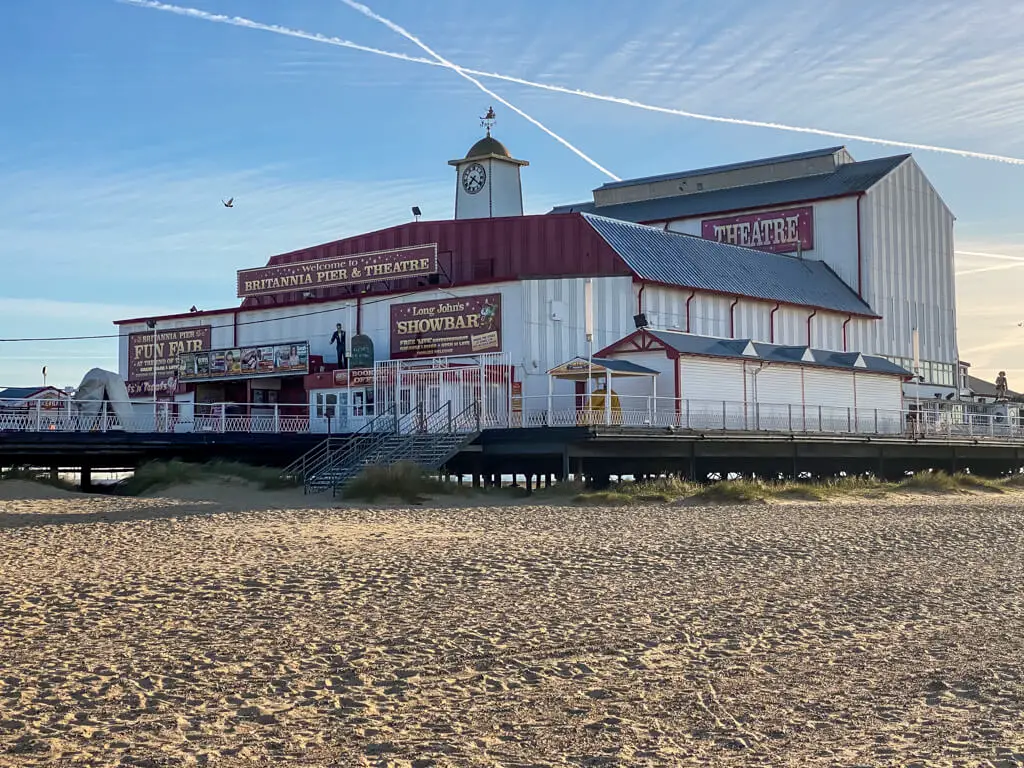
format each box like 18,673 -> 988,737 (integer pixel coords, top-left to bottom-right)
336,0 -> 618,180
954,250 -> 1024,275
955,250 -> 1024,262
956,263 -> 1024,277
119,0 -> 1024,167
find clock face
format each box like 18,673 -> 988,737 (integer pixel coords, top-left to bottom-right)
461,162 -> 486,195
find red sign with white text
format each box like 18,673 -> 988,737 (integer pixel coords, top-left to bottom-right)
701,206 -> 814,254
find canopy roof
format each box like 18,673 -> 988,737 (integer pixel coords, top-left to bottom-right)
548,356 -> 658,381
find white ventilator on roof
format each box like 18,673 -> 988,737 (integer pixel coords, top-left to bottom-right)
74,369 -> 134,426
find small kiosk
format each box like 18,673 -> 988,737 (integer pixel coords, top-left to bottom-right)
546,357 -> 659,426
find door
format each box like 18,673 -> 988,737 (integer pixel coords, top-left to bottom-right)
174,392 -> 195,433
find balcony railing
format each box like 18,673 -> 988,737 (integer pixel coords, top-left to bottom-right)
2,396 -> 1022,443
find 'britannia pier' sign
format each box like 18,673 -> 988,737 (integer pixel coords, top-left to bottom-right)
237,244 -> 438,298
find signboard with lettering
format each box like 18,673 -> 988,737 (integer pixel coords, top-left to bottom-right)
177,341 -> 310,382
128,325 -> 212,381
701,206 -> 814,254
237,244 -> 438,298
349,334 -> 375,369
390,293 -> 502,359
125,379 -> 180,398
333,367 -> 375,388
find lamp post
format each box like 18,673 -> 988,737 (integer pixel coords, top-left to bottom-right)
584,279 -> 594,420
146,318 -> 158,430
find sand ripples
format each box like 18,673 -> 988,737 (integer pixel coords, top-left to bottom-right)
1,491 -> 1023,765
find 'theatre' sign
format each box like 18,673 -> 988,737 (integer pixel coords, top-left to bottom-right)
237,244 -> 438,298
390,293 -> 501,359
701,206 -> 814,254
127,325 -> 212,381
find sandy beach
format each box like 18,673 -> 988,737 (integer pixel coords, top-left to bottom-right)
1,482 -> 1023,767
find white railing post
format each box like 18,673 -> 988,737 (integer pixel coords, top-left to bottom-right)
274,404 -> 280,433
102,401 -> 108,433
722,400 -> 727,430
788,403 -> 793,432
220,405 -> 227,433
35,400 -> 41,431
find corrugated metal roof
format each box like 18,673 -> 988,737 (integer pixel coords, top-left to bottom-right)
596,146 -> 846,191
583,213 -> 876,316
551,154 -> 908,222
0,387 -> 49,400
648,331 -> 911,376
593,358 -> 659,375
548,357 -> 659,377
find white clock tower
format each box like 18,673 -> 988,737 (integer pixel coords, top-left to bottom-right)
449,107 -> 529,220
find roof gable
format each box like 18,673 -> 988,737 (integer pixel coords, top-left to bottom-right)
629,330 -> 911,376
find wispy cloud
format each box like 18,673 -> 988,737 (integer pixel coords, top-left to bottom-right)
117,0 -> 1024,166
0,163 -> 451,293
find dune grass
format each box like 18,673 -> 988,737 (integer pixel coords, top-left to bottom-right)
117,460 -> 297,497
343,461 -> 450,504
569,468 -> 1024,506
0,466 -> 79,492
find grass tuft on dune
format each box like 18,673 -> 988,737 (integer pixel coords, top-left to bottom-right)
117,460 -> 297,496
343,461 -> 450,504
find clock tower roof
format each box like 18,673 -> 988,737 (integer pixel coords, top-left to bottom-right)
465,135 -> 510,159
448,133 -> 530,167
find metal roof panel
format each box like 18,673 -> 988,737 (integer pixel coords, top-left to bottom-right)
582,213 -> 876,316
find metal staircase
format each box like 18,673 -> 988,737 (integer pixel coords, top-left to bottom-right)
283,401 -> 480,495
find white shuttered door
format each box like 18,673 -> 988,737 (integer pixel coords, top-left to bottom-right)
751,366 -> 802,431
855,373 -> 904,434
802,369 -> 855,432
679,358 -> 745,430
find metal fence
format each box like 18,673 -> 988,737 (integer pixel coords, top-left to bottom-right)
3,395 -> 1023,442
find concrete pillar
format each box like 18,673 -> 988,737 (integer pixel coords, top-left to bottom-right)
80,466 -> 92,492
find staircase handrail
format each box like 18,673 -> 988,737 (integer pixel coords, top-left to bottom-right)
452,400 -> 482,434
284,404 -> 398,486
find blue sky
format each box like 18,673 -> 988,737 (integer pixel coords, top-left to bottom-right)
2,0 -> 1023,388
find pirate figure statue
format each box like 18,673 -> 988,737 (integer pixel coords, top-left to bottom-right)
330,324 -> 347,369
996,371 -> 1008,400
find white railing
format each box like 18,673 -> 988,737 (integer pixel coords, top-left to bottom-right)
3,395 -> 1023,442
512,395 -> 1024,442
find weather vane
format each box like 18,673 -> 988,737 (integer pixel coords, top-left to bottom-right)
480,106 -> 496,136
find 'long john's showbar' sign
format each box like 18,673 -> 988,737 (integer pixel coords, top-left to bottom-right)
237,244 -> 439,298
701,206 -> 814,254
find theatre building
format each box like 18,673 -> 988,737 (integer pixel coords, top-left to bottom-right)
114,123 -> 967,435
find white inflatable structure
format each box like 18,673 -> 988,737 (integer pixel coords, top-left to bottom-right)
74,368 -> 135,429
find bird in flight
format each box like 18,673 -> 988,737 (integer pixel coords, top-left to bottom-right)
222,198 -> 234,208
